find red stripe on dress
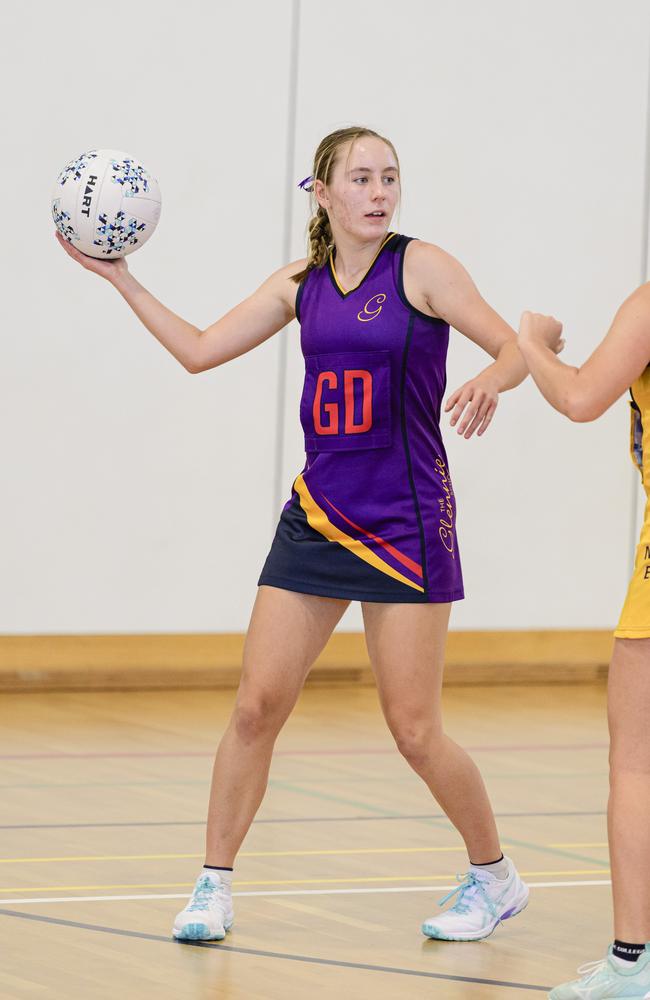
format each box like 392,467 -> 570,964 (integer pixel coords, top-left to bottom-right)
319,492 -> 423,579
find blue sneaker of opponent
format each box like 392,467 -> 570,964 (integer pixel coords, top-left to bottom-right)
549,946 -> 650,999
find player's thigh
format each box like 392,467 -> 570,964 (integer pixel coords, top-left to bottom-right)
361,601 -> 451,726
608,637 -> 650,766
238,585 -> 349,707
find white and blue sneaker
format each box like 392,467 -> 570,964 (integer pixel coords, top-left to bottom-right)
173,871 -> 234,941
549,946 -> 650,998
422,856 -> 529,941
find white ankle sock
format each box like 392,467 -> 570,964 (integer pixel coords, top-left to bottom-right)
202,866 -> 233,889
611,954 -> 640,969
470,855 -> 510,880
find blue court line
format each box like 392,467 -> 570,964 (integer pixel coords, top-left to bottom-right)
0,810 -> 606,831
262,780 -> 608,865
268,777 -> 444,819
0,908 -> 551,992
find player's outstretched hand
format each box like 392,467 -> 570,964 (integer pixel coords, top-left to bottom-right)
519,311 -> 565,354
445,372 -> 500,439
54,230 -> 128,284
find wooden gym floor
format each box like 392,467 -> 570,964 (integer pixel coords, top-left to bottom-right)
0,682 -> 612,999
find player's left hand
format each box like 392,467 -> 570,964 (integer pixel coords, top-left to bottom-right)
445,372 -> 500,438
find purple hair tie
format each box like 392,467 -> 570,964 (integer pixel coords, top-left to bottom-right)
297,175 -> 314,192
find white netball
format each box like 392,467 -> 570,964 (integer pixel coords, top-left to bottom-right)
51,149 -> 161,259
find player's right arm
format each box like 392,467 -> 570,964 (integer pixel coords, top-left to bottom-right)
518,284 -> 650,421
54,230 -> 305,373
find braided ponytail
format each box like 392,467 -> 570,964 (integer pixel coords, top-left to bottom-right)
291,126 -> 400,285
305,206 -> 332,272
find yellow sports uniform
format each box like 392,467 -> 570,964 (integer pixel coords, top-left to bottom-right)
615,366 -> 650,638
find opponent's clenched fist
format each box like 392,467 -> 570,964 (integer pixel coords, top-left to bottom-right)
519,311 -> 565,354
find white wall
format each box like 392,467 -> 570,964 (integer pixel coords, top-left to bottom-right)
1,1 -> 294,632
1,0 -> 649,633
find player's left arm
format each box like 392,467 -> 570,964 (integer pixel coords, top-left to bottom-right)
409,242 -> 530,439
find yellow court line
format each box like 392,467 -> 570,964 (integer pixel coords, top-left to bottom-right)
0,853 -> 203,865
0,845 -> 513,865
0,869 -> 611,894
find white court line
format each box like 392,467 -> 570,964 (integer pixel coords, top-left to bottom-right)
0,880 -> 612,906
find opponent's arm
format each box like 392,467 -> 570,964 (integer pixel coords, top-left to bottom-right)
55,231 -> 304,373
407,242 -> 535,438
519,285 -> 650,422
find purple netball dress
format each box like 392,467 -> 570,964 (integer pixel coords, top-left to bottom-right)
258,232 -> 464,603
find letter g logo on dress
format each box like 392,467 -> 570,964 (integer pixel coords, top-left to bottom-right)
357,293 -> 386,323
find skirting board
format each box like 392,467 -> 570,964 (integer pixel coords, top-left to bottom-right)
0,631 -> 614,692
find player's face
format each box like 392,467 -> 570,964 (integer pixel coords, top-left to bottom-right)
322,138 -> 400,240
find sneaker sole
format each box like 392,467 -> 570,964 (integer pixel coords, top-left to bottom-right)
422,889 -> 529,942
173,920 -> 234,942
549,990 -> 650,1000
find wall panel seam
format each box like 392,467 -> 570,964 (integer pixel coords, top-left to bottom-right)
272,0 -> 301,529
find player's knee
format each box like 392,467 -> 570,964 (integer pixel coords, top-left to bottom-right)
391,720 -> 439,769
233,694 -> 286,744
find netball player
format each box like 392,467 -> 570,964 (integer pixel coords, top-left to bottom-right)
518,304 -> 650,999
56,127 -> 537,945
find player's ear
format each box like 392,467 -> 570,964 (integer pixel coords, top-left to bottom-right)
313,178 -> 329,210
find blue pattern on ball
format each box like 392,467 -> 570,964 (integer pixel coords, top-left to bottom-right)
94,210 -> 147,254
51,199 -> 78,242
110,158 -> 152,197
56,150 -> 98,186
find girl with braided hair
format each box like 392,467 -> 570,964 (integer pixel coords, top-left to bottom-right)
56,126 -> 542,944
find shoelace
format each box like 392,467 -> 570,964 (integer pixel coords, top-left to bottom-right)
187,875 -> 227,913
437,873 -> 501,919
574,959 -> 608,982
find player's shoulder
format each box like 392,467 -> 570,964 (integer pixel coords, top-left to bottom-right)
405,239 -> 458,267
403,239 -> 469,284
265,257 -> 308,286
613,282 -> 650,338
282,257 -> 309,281
624,281 -> 650,312
258,257 -> 308,309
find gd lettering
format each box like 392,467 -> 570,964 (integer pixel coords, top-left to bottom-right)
313,370 -> 373,435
